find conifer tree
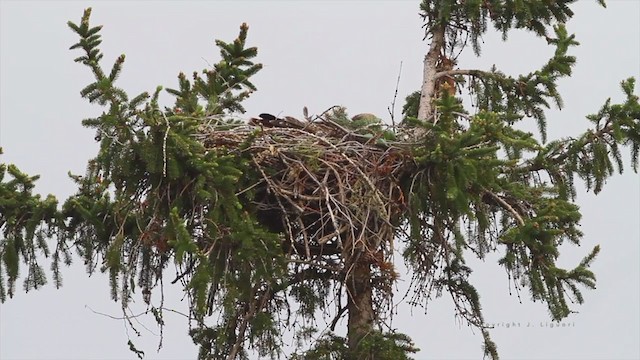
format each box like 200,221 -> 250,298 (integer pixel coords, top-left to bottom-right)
1,2 -> 639,360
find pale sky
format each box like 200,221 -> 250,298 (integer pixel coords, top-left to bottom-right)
0,1 -> 639,359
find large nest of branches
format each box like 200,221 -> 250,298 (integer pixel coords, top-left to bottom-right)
194,110 -> 413,277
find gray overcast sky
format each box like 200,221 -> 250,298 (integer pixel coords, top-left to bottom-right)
0,1 -> 639,359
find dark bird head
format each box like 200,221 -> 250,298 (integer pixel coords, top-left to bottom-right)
259,113 -> 277,121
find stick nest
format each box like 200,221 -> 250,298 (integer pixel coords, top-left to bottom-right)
194,113 -> 413,278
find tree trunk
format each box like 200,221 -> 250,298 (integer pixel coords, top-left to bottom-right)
346,255 -> 374,358
417,25 -> 445,121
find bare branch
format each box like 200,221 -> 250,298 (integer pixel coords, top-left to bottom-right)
435,69 -> 488,80
388,61 -> 403,131
484,191 -> 526,226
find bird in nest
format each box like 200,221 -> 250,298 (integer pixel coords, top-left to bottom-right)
249,113 -> 306,129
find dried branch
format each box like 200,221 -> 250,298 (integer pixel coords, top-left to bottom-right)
388,61 -> 403,131
434,68 -> 487,80
483,190 -> 526,226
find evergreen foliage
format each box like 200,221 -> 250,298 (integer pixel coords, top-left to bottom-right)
0,151 -> 66,301
291,331 -> 419,360
1,2 -> 638,360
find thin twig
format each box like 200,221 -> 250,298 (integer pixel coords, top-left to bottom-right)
388,61 -> 403,131
161,111 -> 170,178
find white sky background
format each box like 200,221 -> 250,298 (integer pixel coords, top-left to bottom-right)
0,1 -> 638,359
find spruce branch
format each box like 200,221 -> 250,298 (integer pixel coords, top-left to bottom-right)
515,78 -> 639,194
